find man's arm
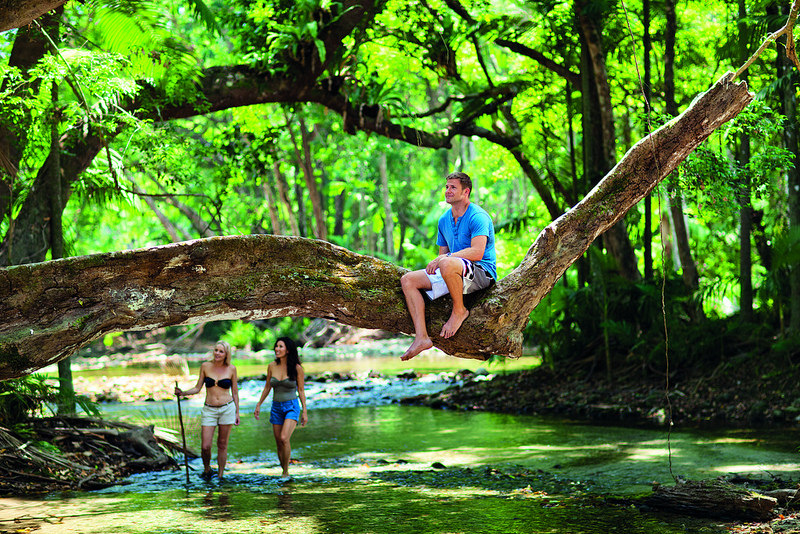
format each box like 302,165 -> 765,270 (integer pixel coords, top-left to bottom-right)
445,236 -> 487,262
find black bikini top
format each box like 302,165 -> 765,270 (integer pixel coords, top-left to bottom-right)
204,377 -> 233,389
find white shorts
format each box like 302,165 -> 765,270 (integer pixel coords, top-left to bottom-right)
424,258 -> 493,300
201,400 -> 236,426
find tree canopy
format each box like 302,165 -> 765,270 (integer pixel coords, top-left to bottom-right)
1,0 -> 799,379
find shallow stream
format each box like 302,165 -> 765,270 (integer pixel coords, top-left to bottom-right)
2,357 -> 799,534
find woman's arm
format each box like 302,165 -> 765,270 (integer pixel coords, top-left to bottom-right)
296,364 -> 308,427
253,363 -> 273,420
231,365 -> 241,425
175,363 -> 206,396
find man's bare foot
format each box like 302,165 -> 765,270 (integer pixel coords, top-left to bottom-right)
440,308 -> 469,338
401,337 -> 433,361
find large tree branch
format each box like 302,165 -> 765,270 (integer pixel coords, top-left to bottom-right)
495,39 -> 580,87
0,72 -> 753,379
495,73 -> 753,328
0,0 -> 66,32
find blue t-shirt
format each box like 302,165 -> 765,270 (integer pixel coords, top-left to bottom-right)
436,203 -> 497,280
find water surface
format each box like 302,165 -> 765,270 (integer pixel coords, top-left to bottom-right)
3,365 -> 798,533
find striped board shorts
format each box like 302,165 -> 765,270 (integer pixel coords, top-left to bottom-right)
424,258 -> 493,300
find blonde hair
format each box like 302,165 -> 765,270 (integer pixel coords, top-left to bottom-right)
214,340 -> 233,365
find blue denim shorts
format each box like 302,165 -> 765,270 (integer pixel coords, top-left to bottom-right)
270,398 -> 301,425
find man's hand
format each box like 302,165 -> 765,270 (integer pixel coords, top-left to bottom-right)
426,255 -> 446,274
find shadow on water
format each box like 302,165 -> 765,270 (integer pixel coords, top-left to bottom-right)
0,473 -> 730,534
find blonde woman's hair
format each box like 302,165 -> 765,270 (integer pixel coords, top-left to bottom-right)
215,340 -> 233,365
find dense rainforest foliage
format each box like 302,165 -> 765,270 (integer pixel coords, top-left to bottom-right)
1,0 -> 800,388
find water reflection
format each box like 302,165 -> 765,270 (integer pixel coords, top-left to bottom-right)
276,491 -> 296,516
202,491 -> 234,521
2,376 -> 798,533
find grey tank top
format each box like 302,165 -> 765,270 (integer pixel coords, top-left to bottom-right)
271,377 -> 298,402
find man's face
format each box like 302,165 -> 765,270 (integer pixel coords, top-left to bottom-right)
444,179 -> 468,204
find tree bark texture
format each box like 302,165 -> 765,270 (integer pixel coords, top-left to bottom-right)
668,195 -> 699,290
0,8 -> 61,226
0,73 -> 753,379
0,0 -> 66,33
575,2 -> 640,282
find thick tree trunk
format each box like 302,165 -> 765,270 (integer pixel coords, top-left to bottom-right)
664,0 -> 700,296
738,0 -> 754,322
575,0 -> 641,282
0,73 -> 753,379
0,8 -> 61,232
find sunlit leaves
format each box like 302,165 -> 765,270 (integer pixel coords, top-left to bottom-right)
677,99 -> 790,220
74,0 -> 206,100
222,0 -> 344,75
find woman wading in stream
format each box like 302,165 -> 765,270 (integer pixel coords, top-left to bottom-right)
254,337 -> 308,481
175,341 -> 240,480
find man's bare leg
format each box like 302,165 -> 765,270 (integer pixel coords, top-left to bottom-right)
438,257 -> 469,338
400,270 -> 434,360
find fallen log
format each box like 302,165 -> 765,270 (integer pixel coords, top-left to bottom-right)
0,416 -> 180,494
645,480 -> 778,521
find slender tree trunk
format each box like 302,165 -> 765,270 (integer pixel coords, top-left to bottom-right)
48,82 -> 74,415
294,179 -> 307,237
567,74 -> 588,287
738,0 -> 753,322
127,176 -> 187,242
378,152 -> 395,257
262,179 -> 283,235
333,191 -> 345,237
643,0 -> 653,280
297,116 -> 327,240
669,196 -> 699,289
273,161 -> 300,236
778,5 -> 800,333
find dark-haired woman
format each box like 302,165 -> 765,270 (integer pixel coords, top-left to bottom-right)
175,340 -> 240,480
254,337 -> 308,481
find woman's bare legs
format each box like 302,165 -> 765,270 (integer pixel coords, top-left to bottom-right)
200,425 -> 215,477
272,419 -> 299,477
216,424 -> 233,479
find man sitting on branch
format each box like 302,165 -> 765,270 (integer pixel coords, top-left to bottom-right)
400,171 -> 497,361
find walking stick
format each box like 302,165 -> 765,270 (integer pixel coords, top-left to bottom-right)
175,381 -> 190,484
